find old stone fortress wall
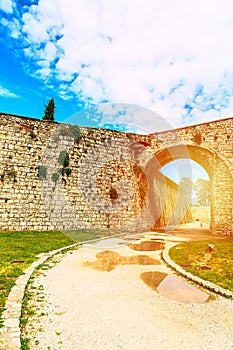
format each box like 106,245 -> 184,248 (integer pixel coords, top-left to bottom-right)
0,113 -> 232,235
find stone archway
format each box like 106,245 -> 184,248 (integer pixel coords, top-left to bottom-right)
146,144 -> 233,235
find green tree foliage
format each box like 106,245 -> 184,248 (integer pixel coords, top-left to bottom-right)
42,98 -> 56,121
179,177 -> 193,205
179,177 -> 211,206
52,172 -> 59,183
57,150 -> 71,181
194,178 -> 210,206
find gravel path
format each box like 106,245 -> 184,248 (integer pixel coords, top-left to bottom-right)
22,234 -> 233,350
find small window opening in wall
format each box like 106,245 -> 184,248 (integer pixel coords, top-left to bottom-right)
227,135 -> 230,139
214,135 -> 218,140
5,199 -> 8,203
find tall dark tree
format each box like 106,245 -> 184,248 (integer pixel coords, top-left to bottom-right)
42,98 -> 56,121
194,178 -> 210,206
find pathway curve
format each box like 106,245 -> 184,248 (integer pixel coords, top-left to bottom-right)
22,232 -> 233,350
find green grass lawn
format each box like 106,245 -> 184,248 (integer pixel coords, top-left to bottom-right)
169,238 -> 233,293
0,230 -> 99,326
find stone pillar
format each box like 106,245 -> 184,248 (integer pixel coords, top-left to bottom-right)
211,157 -> 233,235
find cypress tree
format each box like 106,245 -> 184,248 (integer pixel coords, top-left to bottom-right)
42,98 -> 56,121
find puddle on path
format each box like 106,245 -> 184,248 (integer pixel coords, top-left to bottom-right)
83,250 -> 161,272
140,271 -> 215,303
128,241 -> 165,251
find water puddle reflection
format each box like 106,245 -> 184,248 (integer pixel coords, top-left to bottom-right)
128,241 -> 165,251
84,250 -> 161,272
140,271 -> 215,303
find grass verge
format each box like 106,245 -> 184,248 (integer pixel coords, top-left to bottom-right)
169,238 -> 233,292
0,230 -> 99,327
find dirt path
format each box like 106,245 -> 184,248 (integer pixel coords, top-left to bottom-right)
22,232 -> 233,350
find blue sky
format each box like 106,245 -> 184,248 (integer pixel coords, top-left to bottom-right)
160,159 -> 209,183
1,0 -> 233,131
0,0 -> 232,181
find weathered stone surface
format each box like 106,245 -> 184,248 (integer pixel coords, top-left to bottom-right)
4,318 -> 19,328
0,113 -> 232,234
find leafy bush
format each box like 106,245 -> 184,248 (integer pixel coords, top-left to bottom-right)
69,125 -> 81,139
58,151 -> 72,180
63,167 -> 72,177
28,131 -> 36,139
37,165 -> 47,179
58,150 -> 69,167
52,172 -> 59,183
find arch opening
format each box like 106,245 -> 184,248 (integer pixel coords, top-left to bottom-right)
145,144 -> 233,235
160,158 -> 211,230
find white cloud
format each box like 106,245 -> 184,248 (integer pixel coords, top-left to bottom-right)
1,17 -> 20,38
6,0 -> 233,130
0,0 -> 13,14
0,85 -> 18,98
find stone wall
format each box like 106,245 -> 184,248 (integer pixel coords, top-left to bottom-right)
0,113 -> 187,233
150,117 -> 233,235
1,112 -> 232,235
0,114 -> 57,231
191,206 -> 210,223
152,176 -> 192,229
